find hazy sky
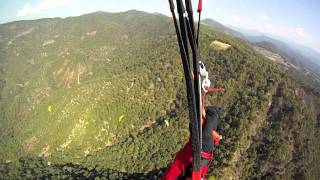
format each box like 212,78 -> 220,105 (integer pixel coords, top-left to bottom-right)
0,0 -> 319,53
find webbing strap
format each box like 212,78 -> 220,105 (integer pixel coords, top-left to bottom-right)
205,87 -> 225,93
176,0 -> 201,174
168,0 -> 201,175
176,0 -> 190,65
185,0 -> 202,140
184,3 -> 203,171
196,0 -> 202,46
201,152 -> 213,159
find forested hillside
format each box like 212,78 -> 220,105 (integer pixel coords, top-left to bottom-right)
0,10 -> 319,179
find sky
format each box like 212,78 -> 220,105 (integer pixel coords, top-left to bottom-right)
0,0 -> 319,53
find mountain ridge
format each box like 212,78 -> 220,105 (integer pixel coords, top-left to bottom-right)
202,18 -> 245,39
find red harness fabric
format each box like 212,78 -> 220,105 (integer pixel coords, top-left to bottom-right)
201,152 -> 213,159
161,142 -> 214,180
161,142 -> 193,180
205,87 -> 225,93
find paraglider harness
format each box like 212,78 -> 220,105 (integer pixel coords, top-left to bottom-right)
166,0 -> 224,179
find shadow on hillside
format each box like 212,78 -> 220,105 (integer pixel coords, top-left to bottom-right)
53,162 -> 166,179
0,157 -> 167,179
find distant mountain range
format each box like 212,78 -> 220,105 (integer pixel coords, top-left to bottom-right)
204,18 -> 320,65
203,18 -> 320,89
230,25 -> 320,66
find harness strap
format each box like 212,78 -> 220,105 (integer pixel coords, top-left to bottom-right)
201,152 -> 213,159
184,0 -> 203,166
205,87 -> 225,93
169,0 -> 201,177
